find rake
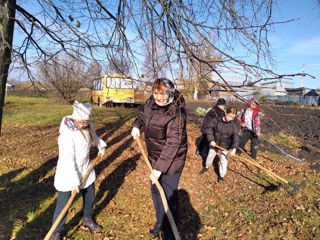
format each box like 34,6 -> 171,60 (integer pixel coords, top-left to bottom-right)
260,135 -> 305,162
136,138 -> 181,240
215,145 -> 306,195
44,154 -> 104,240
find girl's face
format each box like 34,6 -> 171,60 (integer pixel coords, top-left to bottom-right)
73,119 -> 90,130
225,113 -> 236,122
153,86 -> 169,106
249,102 -> 257,110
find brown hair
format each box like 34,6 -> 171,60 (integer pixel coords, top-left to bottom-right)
152,78 -> 175,92
226,107 -> 237,115
152,79 -> 166,92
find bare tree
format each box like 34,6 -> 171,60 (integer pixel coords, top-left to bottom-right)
87,60 -> 102,86
0,0 -> 317,134
108,52 -> 132,75
0,0 -> 16,134
37,54 -> 90,103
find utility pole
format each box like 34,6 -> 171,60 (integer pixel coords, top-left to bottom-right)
300,63 -> 305,88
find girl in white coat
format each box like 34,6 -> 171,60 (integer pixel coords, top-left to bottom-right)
50,101 -> 106,240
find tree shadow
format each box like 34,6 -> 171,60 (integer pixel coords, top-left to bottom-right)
95,110 -> 136,142
94,153 -> 139,216
178,189 -> 201,240
95,130 -> 133,176
0,167 -> 25,186
1,156 -> 58,239
64,153 -> 139,238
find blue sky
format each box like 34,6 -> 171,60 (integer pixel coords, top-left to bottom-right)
268,0 -> 320,89
9,1 -> 320,89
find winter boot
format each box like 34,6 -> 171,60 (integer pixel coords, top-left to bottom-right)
83,217 -> 103,232
149,222 -> 162,236
199,167 -> 208,175
49,232 -> 61,240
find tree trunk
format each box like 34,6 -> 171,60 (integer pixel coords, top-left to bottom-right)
0,0 -> 16,135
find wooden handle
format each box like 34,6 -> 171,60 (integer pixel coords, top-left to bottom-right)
136,138 -> 181,240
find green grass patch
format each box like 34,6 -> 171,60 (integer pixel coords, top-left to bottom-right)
3,96 -> 71,128
267,132 -> 302,149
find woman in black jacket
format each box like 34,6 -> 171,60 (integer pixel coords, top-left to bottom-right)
196,98 -> 226,158
131,78 -> 187,239
199,107 -> 239,181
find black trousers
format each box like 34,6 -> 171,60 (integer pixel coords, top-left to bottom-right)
196,134 -> 209,156
52,183 -> 95,234
151,172 -> 181,240
238,130 -> 259,159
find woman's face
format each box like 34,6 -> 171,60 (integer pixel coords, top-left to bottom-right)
225,113 -> 236,122
73,119 -> 90,130
218,105 -> 225,111
153,86 -> 169,106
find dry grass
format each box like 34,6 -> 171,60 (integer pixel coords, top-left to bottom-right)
0,96 -> 319,240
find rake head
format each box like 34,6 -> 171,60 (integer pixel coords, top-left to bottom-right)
281,180 -> 306,195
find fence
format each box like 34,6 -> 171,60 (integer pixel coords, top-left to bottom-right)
6,89 -> 91,100
276,95 -> 320,106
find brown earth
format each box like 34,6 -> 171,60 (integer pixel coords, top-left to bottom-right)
1,104 -> 319,239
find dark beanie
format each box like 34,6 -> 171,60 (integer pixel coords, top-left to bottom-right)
216,98 -> 226,106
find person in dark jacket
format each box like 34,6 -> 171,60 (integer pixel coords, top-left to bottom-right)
196,98 -> 226,158
199,107 -> 239,181
131,78 -> 188,239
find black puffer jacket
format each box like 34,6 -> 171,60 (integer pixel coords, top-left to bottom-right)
201,106 -> 225,135
133,94 -> 188,175
203,116 -> 239,150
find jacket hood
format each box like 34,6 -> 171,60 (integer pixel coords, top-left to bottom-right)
247,97 -> 260,106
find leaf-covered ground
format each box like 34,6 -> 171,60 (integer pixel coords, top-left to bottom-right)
0,97 -> 319,240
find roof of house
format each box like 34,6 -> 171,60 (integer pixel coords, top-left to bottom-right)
304,89 -> 320,96
285,87 -> 311,92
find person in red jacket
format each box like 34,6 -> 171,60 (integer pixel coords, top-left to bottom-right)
236,98 -> 261,160
131,78 -> 187,240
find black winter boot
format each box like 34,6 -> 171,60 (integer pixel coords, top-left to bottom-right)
83,217 -> 103,232
149,222 -> 162,236
49,232 -> 61,240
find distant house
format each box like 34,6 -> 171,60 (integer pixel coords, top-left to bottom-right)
260,80 -> 293,96
285,87 -> 311,96
304,89 -> 320,97
208,85 -> 258,101
174,78 -> 189,91
208,83 -> 266,101
138,81 -> 153,91
6,83 -> 14,91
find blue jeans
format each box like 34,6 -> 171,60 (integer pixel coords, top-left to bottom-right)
151,173 -> 181,239
52,183 -> 95,234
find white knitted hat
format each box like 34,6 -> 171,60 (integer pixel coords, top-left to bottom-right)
72,101 -> 92,120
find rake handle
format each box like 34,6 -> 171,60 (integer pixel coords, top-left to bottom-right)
136,138 -> 181,240
215,145 -> 289,184
238,148 -> 278,182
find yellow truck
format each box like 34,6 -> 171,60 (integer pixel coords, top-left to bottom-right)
91,74 -> 150,107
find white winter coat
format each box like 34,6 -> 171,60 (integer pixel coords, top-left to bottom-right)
54,116 -> 107,192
